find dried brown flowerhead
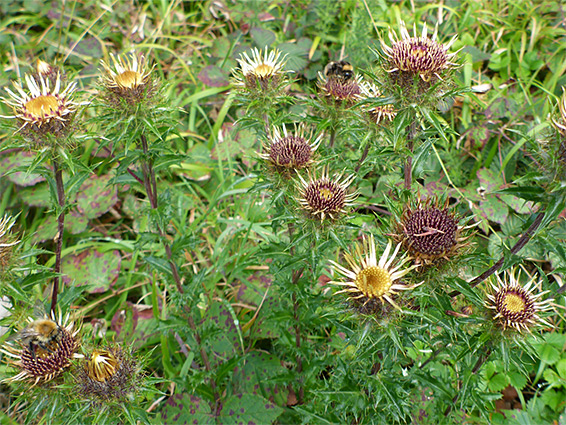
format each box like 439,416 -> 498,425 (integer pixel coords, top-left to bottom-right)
393,197 -> 473,266
318,71 -> 364,106
379,21 -> 459,103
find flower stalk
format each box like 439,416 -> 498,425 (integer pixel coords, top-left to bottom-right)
138,134 -> 183,294
50,158 -> 66,315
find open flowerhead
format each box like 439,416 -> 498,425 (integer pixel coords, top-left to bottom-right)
77,345 -> 140,404
297,167 -> 356,222
359,81 -> 396,124
1,73 -> 78,145
1,311 -> 81,385
485,268 -> 553,332
233,47 -> 288,95
260,124 -> 323,172
100,51 -> 155,108
381,21 -> 459,82
330,235 -> 421,311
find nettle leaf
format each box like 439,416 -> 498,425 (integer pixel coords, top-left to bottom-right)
539,343 -> 560,365
0,150 -> 45,186
160,393 -> 213,425
218,393 -> 283,425
487,373 -> 509,392
76,173 -> 118,219
62,248 -> 121,293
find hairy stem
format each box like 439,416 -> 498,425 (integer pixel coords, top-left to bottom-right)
449,211 -> 545,297
138,135 -> 218,410
50,159 -> 66,315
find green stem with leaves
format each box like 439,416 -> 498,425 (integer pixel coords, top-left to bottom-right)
50,158 -> 66,315
139,134 -> 183,293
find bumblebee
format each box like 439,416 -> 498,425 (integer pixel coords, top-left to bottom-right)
324,60 -> 354,81
16,319 -> 62,359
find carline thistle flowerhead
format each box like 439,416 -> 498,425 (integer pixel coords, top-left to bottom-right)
485,268 -> 553,332
297,167 -> 356,222
1,312 -> 81,385
1,73 -> 78,145
100,51 -> 155,107
318,70 -> 363,105
260,124 -> 323,172
393,197 -> 473,266
329,235 -> 421,311
380,21 -> 459,97
77,346 -> 140,403
359,81 -> 396,124
233,47 -> 288,94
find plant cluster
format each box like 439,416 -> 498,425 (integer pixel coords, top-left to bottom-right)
0,1 -> 566,424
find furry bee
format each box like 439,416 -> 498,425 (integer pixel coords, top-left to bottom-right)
16,319 -> 62,359
324,60 -> 354,81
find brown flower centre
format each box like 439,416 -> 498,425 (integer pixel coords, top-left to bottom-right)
355,266 -> 392,298
114,70 -> 143,88
25,95 -> 59,118
404,207 -> 457,257
503,293 -> 526,314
